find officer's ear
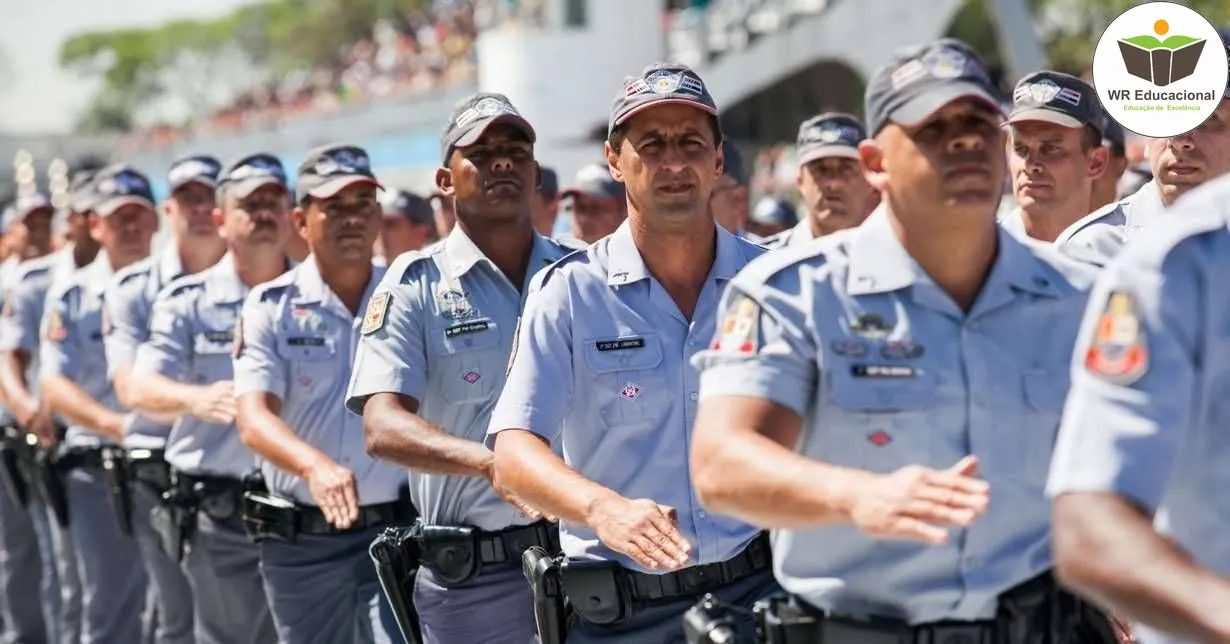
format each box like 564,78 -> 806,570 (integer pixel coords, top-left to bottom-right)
435,167 -> 455,199
1087,145 -> 1110,182
605,141 -> 623,183
211,207 -> 224,230
86,212 -> 105,244
858,138 -> 890,193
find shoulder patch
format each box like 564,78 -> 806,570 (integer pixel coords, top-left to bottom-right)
232,317 -> 244,358
44,308 -> 67,343
1083,290 -> 1148,385
712,293 -> 760,354
362,292 -> 391,335
532,247 -> 589,292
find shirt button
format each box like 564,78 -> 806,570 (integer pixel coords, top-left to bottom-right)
689,392 -> 698,401
697,510 -> 706,518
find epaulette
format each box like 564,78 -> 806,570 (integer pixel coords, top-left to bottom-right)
110,256 -> 155,289
13,254 -> 56,282
155,273 -> 207,303
387,246 -> 441,285
253,269 -> 297,303
530,246 -> 589,292
733,232 -> 835,288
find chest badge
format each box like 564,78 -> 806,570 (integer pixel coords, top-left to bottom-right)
850,313 -> 891,340
437,289 -> 475,321
620,382 -> 642,401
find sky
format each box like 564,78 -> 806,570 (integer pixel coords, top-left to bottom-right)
0,0 -> 260,135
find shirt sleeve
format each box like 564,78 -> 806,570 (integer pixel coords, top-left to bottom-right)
344,277 -> 428,415
691,270 -> 818,418
1046,236 -> 1203,514
484,271 -> 574,447
132,290 -> 192,381
37,288 -> 80,382
103,276 -> 148,377
232,291 -> 287,400
0,278 -> 45,353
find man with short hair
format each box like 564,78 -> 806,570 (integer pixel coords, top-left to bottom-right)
375,189 -> 437,263
765,113 -> 879,248
710,140 -> 752,237
1091,117 -> 1129,212
999,71 -> 1115,261
562,163 -> 627,244
532,166 -> 561,236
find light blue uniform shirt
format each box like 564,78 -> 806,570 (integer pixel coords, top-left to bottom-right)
486,221 -> 766,573
344,226 -> 576,531
0,250 -> 77,419
999,207 -> 1125,266
1047,174 -> 1230,644
104,247 -> 187,449
692,207 -> 1099,624
234,256 -> 405,506
761,219 -> 816,250
39,253 -> 126,448
133,253 -> 277,479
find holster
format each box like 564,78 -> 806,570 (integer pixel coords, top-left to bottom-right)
998,571 -> 1119,644
241,489 -> 298,543
369,525 -> 423,644
34,446 -> 69,528
522,546 -> 568,644
684,594 -> 741,644
415,524 -> 482,586
754,595 -> 822,644
101,446 -> 133,537
559,558 -> 633,626
0,427 -> 30,507
126,448 -> 171,495
152,470 -> 198,563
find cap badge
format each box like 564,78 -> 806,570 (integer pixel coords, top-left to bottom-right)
1028,79 -> 1062,104
647,70 -> 682,94
925,49 -> 968,79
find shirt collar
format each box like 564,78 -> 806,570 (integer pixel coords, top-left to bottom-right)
291,254 -> 385,315
786,218 -> 817,248
443,224 -> 488,278
206,252 -> 249,304
158,247 -> 185,283
605,220 -> 745,287
84,252 -> 115,296
847,205 -> 1059,301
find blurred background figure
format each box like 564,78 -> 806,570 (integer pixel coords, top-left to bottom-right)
710,140 -> 751,236
1092,117 -> 1129,212
745,195 -> 797,239
561,163 -> 626,244
375,188 -> 437,263
532,166 -> 560,236
429,193 -> 456,240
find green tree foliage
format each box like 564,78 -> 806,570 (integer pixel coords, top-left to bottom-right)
58,0 -> 427,133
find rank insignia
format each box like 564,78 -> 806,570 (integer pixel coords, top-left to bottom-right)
1083,290 -> 1148,385
851,313 -> 891,340
712,295 -> 759,354
362,292 -> 391,336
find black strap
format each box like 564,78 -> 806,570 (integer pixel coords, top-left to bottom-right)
176,472 -> 245,500
56,445 -> 116,471
297,500 -> 414,536
475,521 -> 560,565
625,533 -> 771,601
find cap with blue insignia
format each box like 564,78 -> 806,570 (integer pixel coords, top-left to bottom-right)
167,154 -> 222,193
609,63 -> 719,136
379,189 -> 434,225
217,153 -> 288,199
1004,70 -> 1104,133
796,113 -> 865,165
90,165 -> 157,217
295,143 -> 383,202
864,38 -> 1003,135
441,93 -> 536,164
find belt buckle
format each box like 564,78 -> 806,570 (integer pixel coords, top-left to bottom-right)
928,624 -> 987,644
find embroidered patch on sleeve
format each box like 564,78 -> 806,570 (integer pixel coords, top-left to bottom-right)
712,294 -> 760,354
362,292 -> 391,336
506,316 -> 522,376
1083,289 -> 1148,385
44,309 -> 67,343
232,317 -> 244,359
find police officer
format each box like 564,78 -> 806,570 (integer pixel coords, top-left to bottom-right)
0,170 -> 98,644
234,144 -> 405,643
487,63 -> 778,643
130,153 -> 290,644
1048,174 -> 1230,643
345,92 -> 573,644
376,188 -> 437,264
105,154 -> 226,644
763,113 -> 879,248
532,166 -> 561,237
0,193 -> 56,644
41,163 -> 159,644
561,163 -> 627,244
999,71 -> 1118,261
745,196 -> 798,239
1090,117 -> 1128,213
710,141 -> 752,237
688,39 -> 1114,642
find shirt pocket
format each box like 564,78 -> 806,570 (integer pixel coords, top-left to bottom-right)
823,366 -> 938,473
427,319 -> 502,405
193,330 -> 235,384
1020,369 -> 1069,483
277,336 -> 339,400
581,333 -> 667,429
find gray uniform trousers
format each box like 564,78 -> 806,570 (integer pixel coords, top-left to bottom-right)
566,568 -> 780,644
131,484 -> 195,644
44,498 -> 81,644
182,512 -> 277,644
414,564 -> 539,644
258,526 -> 399,644
66,467 -> 147,644
0,482 -> 46,644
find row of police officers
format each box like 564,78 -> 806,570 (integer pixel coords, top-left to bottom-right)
0,32 -> 1228,644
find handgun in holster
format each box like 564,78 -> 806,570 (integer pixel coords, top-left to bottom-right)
522,546 -> 568,644
754,595 -> 820,644
684,594 -> 742,644
0,426 -> 30,507
101,446 -> 133,537
241,487 -> 298,543
997,571 -> 1120,644
151,470 -> 197,563
34,445 -> 70,528
369,525 -> 423,644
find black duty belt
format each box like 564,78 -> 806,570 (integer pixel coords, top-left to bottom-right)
471,520 -> 562,566
125,448 -> 170,491
628,532 -> 771,601
175,471 -> 248,521
297,500 -> 412,536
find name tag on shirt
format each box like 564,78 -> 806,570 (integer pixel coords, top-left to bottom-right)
595,337 -> 645,352
286,336 -> 326,347
444,320 -> 490,338
203,331 -> 232,344
850,364 -> 916,379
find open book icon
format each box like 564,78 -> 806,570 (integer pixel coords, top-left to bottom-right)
1118,35 -> 1207,86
